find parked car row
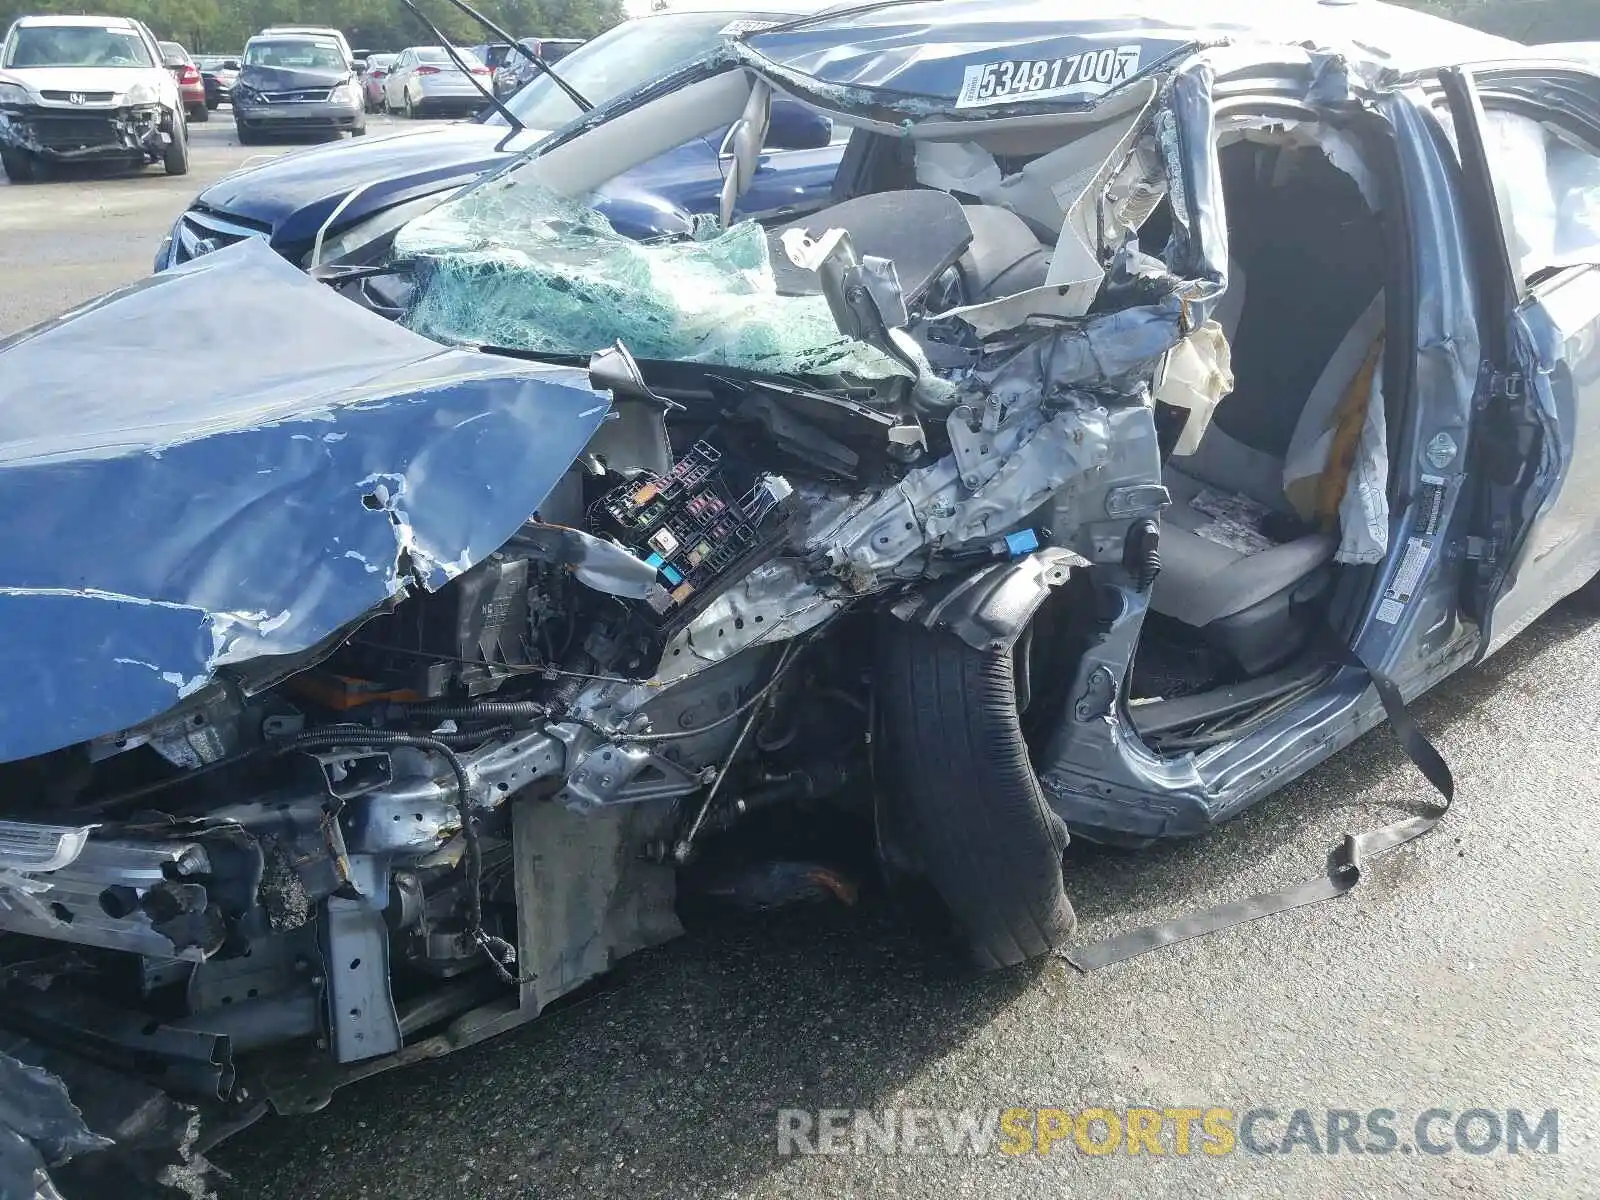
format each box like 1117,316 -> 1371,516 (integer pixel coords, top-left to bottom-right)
0,11 -> 599,176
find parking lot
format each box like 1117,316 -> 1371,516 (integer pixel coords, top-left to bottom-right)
3,112 -> 1598,1200
0,115 -> 457,329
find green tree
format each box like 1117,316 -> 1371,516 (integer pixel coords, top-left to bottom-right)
0,0 -> 625,53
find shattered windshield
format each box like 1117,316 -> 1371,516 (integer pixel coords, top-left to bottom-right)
386,41 -> 1217,397
395,183 -> 908,378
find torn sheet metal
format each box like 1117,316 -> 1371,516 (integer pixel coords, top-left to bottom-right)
0,238 -> 611,765
963,292 -> 1188,385
395,182 -> 909,380
0,1051 -> 112,1200
805,401 -> 1110,583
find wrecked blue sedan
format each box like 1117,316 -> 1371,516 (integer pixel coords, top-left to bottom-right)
6,0 -> 1600,1189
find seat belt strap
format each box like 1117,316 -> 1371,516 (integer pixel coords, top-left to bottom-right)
1064,640 -> 1452,973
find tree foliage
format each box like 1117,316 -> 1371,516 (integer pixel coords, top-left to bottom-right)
0,0 -> 626,54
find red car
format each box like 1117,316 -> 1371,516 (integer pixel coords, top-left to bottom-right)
159,40 -> 209,122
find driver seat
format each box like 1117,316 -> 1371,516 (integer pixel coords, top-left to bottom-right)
1150,291 -> 1386,673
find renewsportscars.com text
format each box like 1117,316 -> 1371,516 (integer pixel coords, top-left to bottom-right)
776,1106 -> 1559,1158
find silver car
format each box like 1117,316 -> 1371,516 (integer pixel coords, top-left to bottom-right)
383,45 -> 490,118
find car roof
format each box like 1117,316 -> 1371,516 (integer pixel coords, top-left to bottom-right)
13,13 -> 143,29
248,31 -> 342,43
746,0 -> 1523,90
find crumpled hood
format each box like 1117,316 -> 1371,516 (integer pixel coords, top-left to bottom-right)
0,239 -> 611,765
236,63 -> 351,92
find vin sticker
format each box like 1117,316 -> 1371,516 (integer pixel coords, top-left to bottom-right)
954,45 -> 1141,109
1375,535 -> 1434,625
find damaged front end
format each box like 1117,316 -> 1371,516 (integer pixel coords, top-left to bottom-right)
0,27 -> 1229,1187
0,98 -> 166,165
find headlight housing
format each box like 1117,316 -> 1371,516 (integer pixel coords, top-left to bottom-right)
123,81 -> 158,106
0,80 -> 29,105
329,83 -> 354,104
154,213 -> 185,271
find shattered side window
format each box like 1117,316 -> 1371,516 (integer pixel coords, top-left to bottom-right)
392,181 -> 911,379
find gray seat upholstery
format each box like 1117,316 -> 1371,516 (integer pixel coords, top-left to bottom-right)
1151,286 -> 1384,674
1152,470 -> 1337,630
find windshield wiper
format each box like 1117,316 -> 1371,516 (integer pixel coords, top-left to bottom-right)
437,0 -> 592,114
399,0 -> 527,138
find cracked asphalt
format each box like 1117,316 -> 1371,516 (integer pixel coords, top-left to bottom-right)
3,124 -> 1596,1200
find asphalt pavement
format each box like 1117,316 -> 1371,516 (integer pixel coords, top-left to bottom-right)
2,119 -> 1596,1200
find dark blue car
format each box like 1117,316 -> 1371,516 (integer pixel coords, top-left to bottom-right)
8,1 -> 1600,1188
154,3 -> 848,269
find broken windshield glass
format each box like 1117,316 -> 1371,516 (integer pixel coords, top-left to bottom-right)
393,180 -> 912,379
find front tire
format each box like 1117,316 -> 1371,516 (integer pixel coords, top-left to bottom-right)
235,123 -> 260,146
0,149 -> 36,183
875,618 -> 1076,970
163,113 -> 189,176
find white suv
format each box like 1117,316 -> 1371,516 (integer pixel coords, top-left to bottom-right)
0,14 -> 188,183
